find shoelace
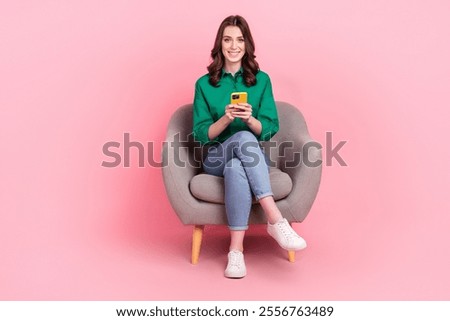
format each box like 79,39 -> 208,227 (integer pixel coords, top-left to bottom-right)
277,221 -> 300,240
229,251 -> 242,268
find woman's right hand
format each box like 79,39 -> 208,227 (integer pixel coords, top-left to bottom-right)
207,104 -> 236,141
224,104 -> 236,122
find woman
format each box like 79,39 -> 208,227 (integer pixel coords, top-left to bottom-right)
193,15 -> 306,278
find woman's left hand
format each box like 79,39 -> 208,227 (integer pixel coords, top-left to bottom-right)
232,103 -> 253,123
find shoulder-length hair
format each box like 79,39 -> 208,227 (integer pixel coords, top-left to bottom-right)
207,15 -> 259,87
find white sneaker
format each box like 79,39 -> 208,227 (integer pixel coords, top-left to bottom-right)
267,218 -> 307,251
224,250 -> 247,278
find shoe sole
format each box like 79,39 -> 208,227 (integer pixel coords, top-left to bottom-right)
267,229 -> 307,251
224,273 -> 246,279
224,267 -> 247,279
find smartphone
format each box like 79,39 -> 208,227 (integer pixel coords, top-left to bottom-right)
230,92 -> 248,105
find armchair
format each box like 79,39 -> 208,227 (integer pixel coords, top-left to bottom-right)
162,102 -> 322,264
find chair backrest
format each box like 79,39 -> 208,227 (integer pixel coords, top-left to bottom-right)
260,101 -> 310,165
164,101 -> 311,170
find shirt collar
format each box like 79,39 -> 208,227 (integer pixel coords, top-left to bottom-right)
221,67 -> 243,77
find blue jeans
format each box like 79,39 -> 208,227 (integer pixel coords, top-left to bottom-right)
203,131 -> 273,231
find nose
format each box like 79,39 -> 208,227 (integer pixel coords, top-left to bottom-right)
231,40 -> 237,49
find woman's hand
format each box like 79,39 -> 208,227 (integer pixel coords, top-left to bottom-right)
232,103 -> 253,123
208,104 -> 237,140
225,104 -> 237,121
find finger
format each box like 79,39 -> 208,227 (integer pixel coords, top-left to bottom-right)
232,113 -> 251,118
237,112 -> 251,116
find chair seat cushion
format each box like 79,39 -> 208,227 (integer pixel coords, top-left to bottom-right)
189,167 -> 293,204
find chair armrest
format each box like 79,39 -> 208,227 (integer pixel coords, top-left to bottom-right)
161,105 -> 204,223
280,131 -> 322,222
271,101 -> 322,222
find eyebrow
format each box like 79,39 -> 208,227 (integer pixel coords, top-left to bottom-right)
222,35 -> 244,39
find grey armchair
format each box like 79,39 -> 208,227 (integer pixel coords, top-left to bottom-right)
162,101 -> 322,264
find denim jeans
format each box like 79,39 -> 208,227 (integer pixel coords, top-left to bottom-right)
203,131 -> 273,231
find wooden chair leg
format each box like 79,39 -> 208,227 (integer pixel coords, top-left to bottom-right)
288,250 -> 296,263
191,225 -> 204,265
287,222 -> 296,263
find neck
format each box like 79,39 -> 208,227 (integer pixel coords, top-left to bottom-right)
224,62 -> 242,76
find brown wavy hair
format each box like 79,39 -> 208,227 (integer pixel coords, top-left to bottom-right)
207,15 -> 259,87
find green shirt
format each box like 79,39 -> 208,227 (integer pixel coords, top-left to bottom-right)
193,69 -> 279,145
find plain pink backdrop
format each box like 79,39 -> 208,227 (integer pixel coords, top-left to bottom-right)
1,0 -> 449,300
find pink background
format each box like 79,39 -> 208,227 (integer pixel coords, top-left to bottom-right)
1,0 -> 450,300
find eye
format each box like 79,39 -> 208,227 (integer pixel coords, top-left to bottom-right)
238,38 -> 245,42
223,38 -> 231,43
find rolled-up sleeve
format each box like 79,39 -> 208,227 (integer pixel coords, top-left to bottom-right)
193,81 -> 214,145
256,76 -> 279,141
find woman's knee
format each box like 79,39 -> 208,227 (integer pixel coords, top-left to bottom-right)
223,158 -> 246,178
231,130 -> 258,143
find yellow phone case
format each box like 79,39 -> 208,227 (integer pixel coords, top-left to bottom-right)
230,92 -> 248,105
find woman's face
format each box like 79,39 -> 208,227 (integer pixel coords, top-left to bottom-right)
221,26 -> 246,66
